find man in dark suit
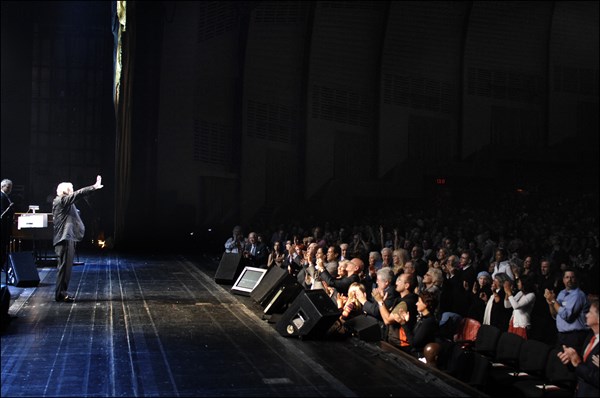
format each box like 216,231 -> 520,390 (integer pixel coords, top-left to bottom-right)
557,299 -> 598,397
243,232 -> 268,268
455,250 -> 477,316
357,267 -> 399,340
410,245 -> 428,278
53,175 -> 103,302
1,179 -> 14,275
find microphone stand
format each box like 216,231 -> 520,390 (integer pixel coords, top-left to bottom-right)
1,202 -> 14,219
1,203 -> 14,283
73,242 -> 84,266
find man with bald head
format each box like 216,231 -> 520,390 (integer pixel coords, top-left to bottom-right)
318,257 -> 364,295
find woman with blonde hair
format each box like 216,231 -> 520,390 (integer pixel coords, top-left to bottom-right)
392,248 -> 409,276
337,282 -> 366,321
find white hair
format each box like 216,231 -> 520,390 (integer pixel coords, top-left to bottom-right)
56,182 -> 73,196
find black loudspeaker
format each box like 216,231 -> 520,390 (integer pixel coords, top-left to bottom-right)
1,285 -> 11,327
214,252 -> 244,284
7,252 -> 40,287
250,266 -> 294,306
275,290 -> 340,339
344,314 -> 382,342
263,282 -> 303,315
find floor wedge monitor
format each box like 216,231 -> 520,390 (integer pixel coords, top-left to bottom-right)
214,252 -> 243,284
7,252 -> 40,288
275,290 -> 339,339
250,266 -> 294,306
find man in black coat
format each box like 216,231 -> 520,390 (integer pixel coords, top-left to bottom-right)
1,179 -> 14,275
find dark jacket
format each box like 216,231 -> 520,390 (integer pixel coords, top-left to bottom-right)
319,269 -> 360,295
575,332 -> 599,397
405,313 -> 439,357
244,242 -> 269,267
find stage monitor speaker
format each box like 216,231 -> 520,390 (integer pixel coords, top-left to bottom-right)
275,290 -> 340,339
263,282 -> 303,315
214,252 -> 243,284
1,285 -> 11,327
7,252 -> 40,287
250,266 -> 294,306
230,266 -> 267,296
344,314 -> 382,342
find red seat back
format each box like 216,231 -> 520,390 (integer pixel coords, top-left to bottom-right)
454,317 -> 482,347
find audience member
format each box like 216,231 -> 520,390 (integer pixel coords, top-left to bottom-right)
466,271 -> 493,323
375,273 -> 419,348
410,244 -> 428,277
267,240 -> 285,269
325,245 -> 341,275
243,232 -> 269,268
482,272 -> 512,332
340,243 -> 350,261
224,225 -> 244,253
491,248 -> 514,280
319,257 -> 363,295
402,261 -> 421,295
391,248 -> 409,277
337,259 -> 349,279
367,251 -> 383,283
557,299 -> 598,397
545,269 -> 590,353
503,274 -> 536,339
432,247 -> 450,270
358,267 -> 398,340
530,258 -> 562,344
221,186 -> 598,373
423,342 -> 442,368
337,282 -> 366,321
400,291 -> 440,358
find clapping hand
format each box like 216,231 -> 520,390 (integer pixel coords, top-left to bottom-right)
337,293 -> 347,309
479,291 -> 488,302
493,291 -> 501,303
372,289 -> 384,303
354,288 -> 367,305
544,288 -> 556,304
557,345 -> 581,367
393,309 -> 409,325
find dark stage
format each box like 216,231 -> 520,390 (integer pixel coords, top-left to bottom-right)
1,252 -> 483,397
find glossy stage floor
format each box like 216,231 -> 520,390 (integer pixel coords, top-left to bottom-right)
1,251 -> 484,397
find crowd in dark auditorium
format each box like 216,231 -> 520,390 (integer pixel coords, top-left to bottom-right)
223,189 -> 598,396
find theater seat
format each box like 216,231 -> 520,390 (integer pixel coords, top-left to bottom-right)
488,339 -> 551,395
473,324 -> 501,359
453,317 -> 481,349
512,347 -> 576,397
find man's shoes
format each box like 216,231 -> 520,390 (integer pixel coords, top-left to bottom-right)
56,295 -> 75,303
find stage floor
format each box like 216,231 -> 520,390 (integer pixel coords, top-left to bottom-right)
1,251 -> 483,397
